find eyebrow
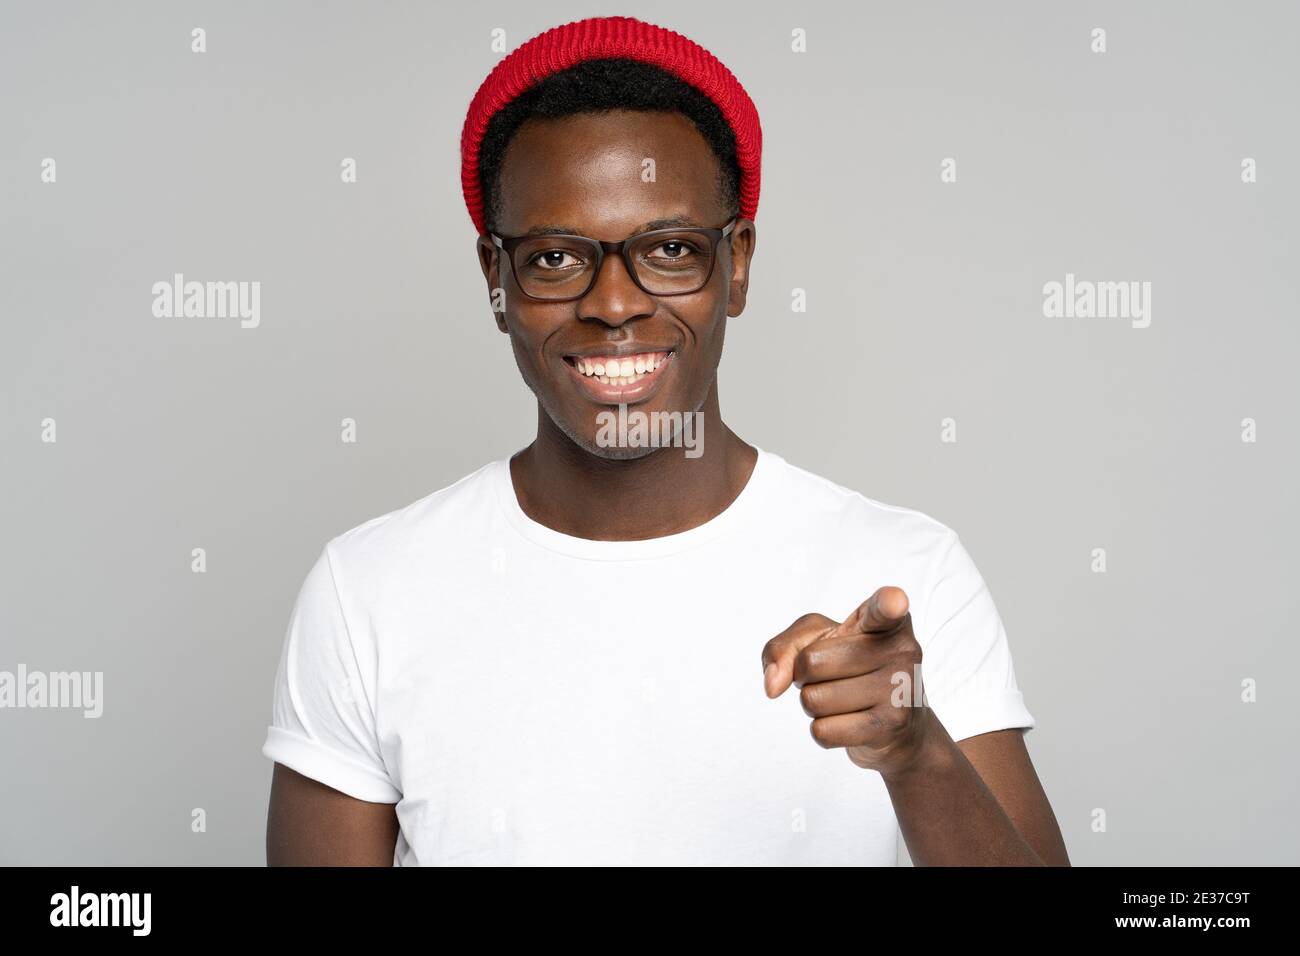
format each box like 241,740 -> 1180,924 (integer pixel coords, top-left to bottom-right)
519,216 -> 700,238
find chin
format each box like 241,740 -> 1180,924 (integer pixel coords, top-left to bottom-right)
556,411 -> 657,460
582,440 -> 659,462
535,373 -> 707,461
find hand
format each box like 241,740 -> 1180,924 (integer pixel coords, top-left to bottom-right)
760,586 -> 933,777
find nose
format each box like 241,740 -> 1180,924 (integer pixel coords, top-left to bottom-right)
577,250 -> 656,327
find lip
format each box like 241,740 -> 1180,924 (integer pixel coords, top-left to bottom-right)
563,344 -> 678,360
562,350 -> 676,406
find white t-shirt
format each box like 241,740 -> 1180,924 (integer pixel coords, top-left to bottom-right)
262,447 -> 1035,865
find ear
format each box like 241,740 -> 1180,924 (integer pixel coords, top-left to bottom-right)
725,219 -> 756,318
477,235 -> 510,333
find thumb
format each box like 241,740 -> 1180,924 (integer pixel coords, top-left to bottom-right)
761,613 -> 838,698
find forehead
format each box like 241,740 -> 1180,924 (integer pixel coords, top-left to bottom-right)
495,109 -> 725,239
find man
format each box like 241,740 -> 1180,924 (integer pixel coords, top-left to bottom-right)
263,15 -> 1069,866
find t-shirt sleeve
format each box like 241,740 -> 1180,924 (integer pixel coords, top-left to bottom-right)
915,530 -> 1036,743
261,544 -> 402,803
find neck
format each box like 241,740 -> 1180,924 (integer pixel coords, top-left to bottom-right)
509,384 -> 757,541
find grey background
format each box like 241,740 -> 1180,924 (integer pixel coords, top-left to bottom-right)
2,0 -> 1296,865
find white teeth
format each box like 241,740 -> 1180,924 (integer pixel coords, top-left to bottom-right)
573,351 -> 672,384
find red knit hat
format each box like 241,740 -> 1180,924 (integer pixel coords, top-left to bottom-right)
460,15 -> 761,235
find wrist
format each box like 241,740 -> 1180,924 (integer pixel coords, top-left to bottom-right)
879,709 -> 956,782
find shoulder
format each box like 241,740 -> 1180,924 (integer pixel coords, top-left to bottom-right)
317,458 -> 502,582
763,449 -> 960,556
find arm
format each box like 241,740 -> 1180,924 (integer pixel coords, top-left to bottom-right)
762,586 -> 1069,866
883,723 -> 1069,866
262,546 -> 403,864
266,763 -> 400,866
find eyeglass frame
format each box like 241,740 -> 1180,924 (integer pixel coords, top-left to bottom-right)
488,217 -> 738,302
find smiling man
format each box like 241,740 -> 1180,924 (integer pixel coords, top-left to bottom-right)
262,15 -> 1069,866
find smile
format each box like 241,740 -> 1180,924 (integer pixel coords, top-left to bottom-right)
562,350 -> 675,404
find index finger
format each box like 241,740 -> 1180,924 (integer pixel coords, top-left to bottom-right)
830,586 -> 911,638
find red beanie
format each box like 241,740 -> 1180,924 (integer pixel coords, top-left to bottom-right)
460,15 -> 761,235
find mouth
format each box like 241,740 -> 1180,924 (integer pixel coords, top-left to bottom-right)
561,349 -> 676,405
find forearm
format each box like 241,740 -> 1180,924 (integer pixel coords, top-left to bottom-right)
882,717 -> 1043,866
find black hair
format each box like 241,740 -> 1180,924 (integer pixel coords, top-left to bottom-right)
478,57 -> 741,234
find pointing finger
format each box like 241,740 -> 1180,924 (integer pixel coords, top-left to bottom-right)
830,586 -> 911,638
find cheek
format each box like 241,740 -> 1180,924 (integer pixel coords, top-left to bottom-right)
684,305 -> 729,367
504,325 -> 542,386
505,314 -> 567,393
701,319 -> 727,354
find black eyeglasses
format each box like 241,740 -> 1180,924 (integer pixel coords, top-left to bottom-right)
489,218 -> 737,301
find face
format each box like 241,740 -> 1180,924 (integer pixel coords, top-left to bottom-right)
477,109 -> 756,459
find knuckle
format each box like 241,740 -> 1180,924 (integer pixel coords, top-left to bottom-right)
794,612 -> 832,630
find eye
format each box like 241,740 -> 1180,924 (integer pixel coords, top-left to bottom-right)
647,238 -> 701,260
529,249 -> 586,270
